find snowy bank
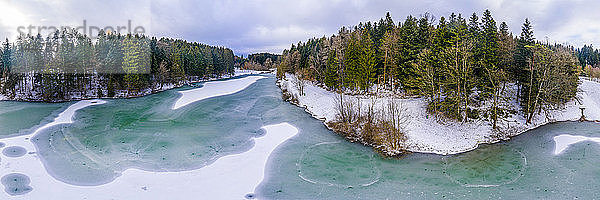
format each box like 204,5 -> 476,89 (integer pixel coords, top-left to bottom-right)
234,69 -> 270,77
278,74 -> 600,155
172,76 -> 266,110
0,97 -> 299,199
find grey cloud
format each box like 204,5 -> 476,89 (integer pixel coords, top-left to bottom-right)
1,0 -> 599,55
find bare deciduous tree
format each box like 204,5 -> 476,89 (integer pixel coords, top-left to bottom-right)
334,93 -> 359,124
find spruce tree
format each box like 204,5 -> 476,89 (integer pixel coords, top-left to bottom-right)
358,31 -> 377,92
324,50 -> 339,90
516,18 -> 536,120
480,9 -> 503,129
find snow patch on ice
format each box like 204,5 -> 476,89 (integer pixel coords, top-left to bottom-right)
278,74 -> 600,155
553,134 -> 600,155
172,76 -> 266,110
34,100 -> 107,135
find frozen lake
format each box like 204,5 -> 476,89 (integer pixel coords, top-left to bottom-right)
0,74 -> 599,199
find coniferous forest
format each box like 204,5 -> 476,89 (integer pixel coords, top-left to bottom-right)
240,53 -> 281,71
278,10 -> 583,130
0,29 -> 235,102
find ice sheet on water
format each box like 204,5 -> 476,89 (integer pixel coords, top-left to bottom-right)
0,101 -> 67,138
297,142 -> 380,188
442,144 -> 527,188
30,77 -> 287,186
258,121 -> 600,199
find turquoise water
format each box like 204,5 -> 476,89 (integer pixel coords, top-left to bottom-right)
0,101 -> 68,138
31,75 -> 287,185
257,120 -> 600,199
1,74 -> 599,198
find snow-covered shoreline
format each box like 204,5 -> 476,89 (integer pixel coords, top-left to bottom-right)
0,69 -> 265,103
278,74 -> 600,155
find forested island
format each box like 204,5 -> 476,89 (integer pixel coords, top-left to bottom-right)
0,29 -> 235,102
277,10 -> 600,156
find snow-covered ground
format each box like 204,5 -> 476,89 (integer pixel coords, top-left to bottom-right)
0,96 -> 299,199
233,69 -> 269,77
173,76 -> 266,110
0,93 -> 5,101
278,74 -> 600,155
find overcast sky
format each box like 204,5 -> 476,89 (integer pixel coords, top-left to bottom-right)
0,0 -> 599,55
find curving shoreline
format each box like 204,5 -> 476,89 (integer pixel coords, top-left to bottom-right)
0,70 -> 267,103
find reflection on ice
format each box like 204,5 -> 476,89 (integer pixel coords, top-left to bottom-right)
553,134 -> 600,155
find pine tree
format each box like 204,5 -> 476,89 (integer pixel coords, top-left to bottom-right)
480,10 -> 504,129
357,31 -> 377,92
344,33 -> 361,90
515,18 -> 535,83
381,27 -> 399,89
498,22 -> 516,72
397,16 -> 420,91
2,39 -> 12,88
121,35 -> 151,92
516,18 -> 537,121
324,50 -> 339,89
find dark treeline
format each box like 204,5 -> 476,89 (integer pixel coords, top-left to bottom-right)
278,11 -> 580,128
240,53 -> 281,71
576,44 -> 600,67
576,45 -> 600,79
0,29 -> 234,102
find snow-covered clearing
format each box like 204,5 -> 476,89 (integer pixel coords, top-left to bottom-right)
172,76 -> 266,110
278,74 -> 600,155
0,98 -> 299,199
